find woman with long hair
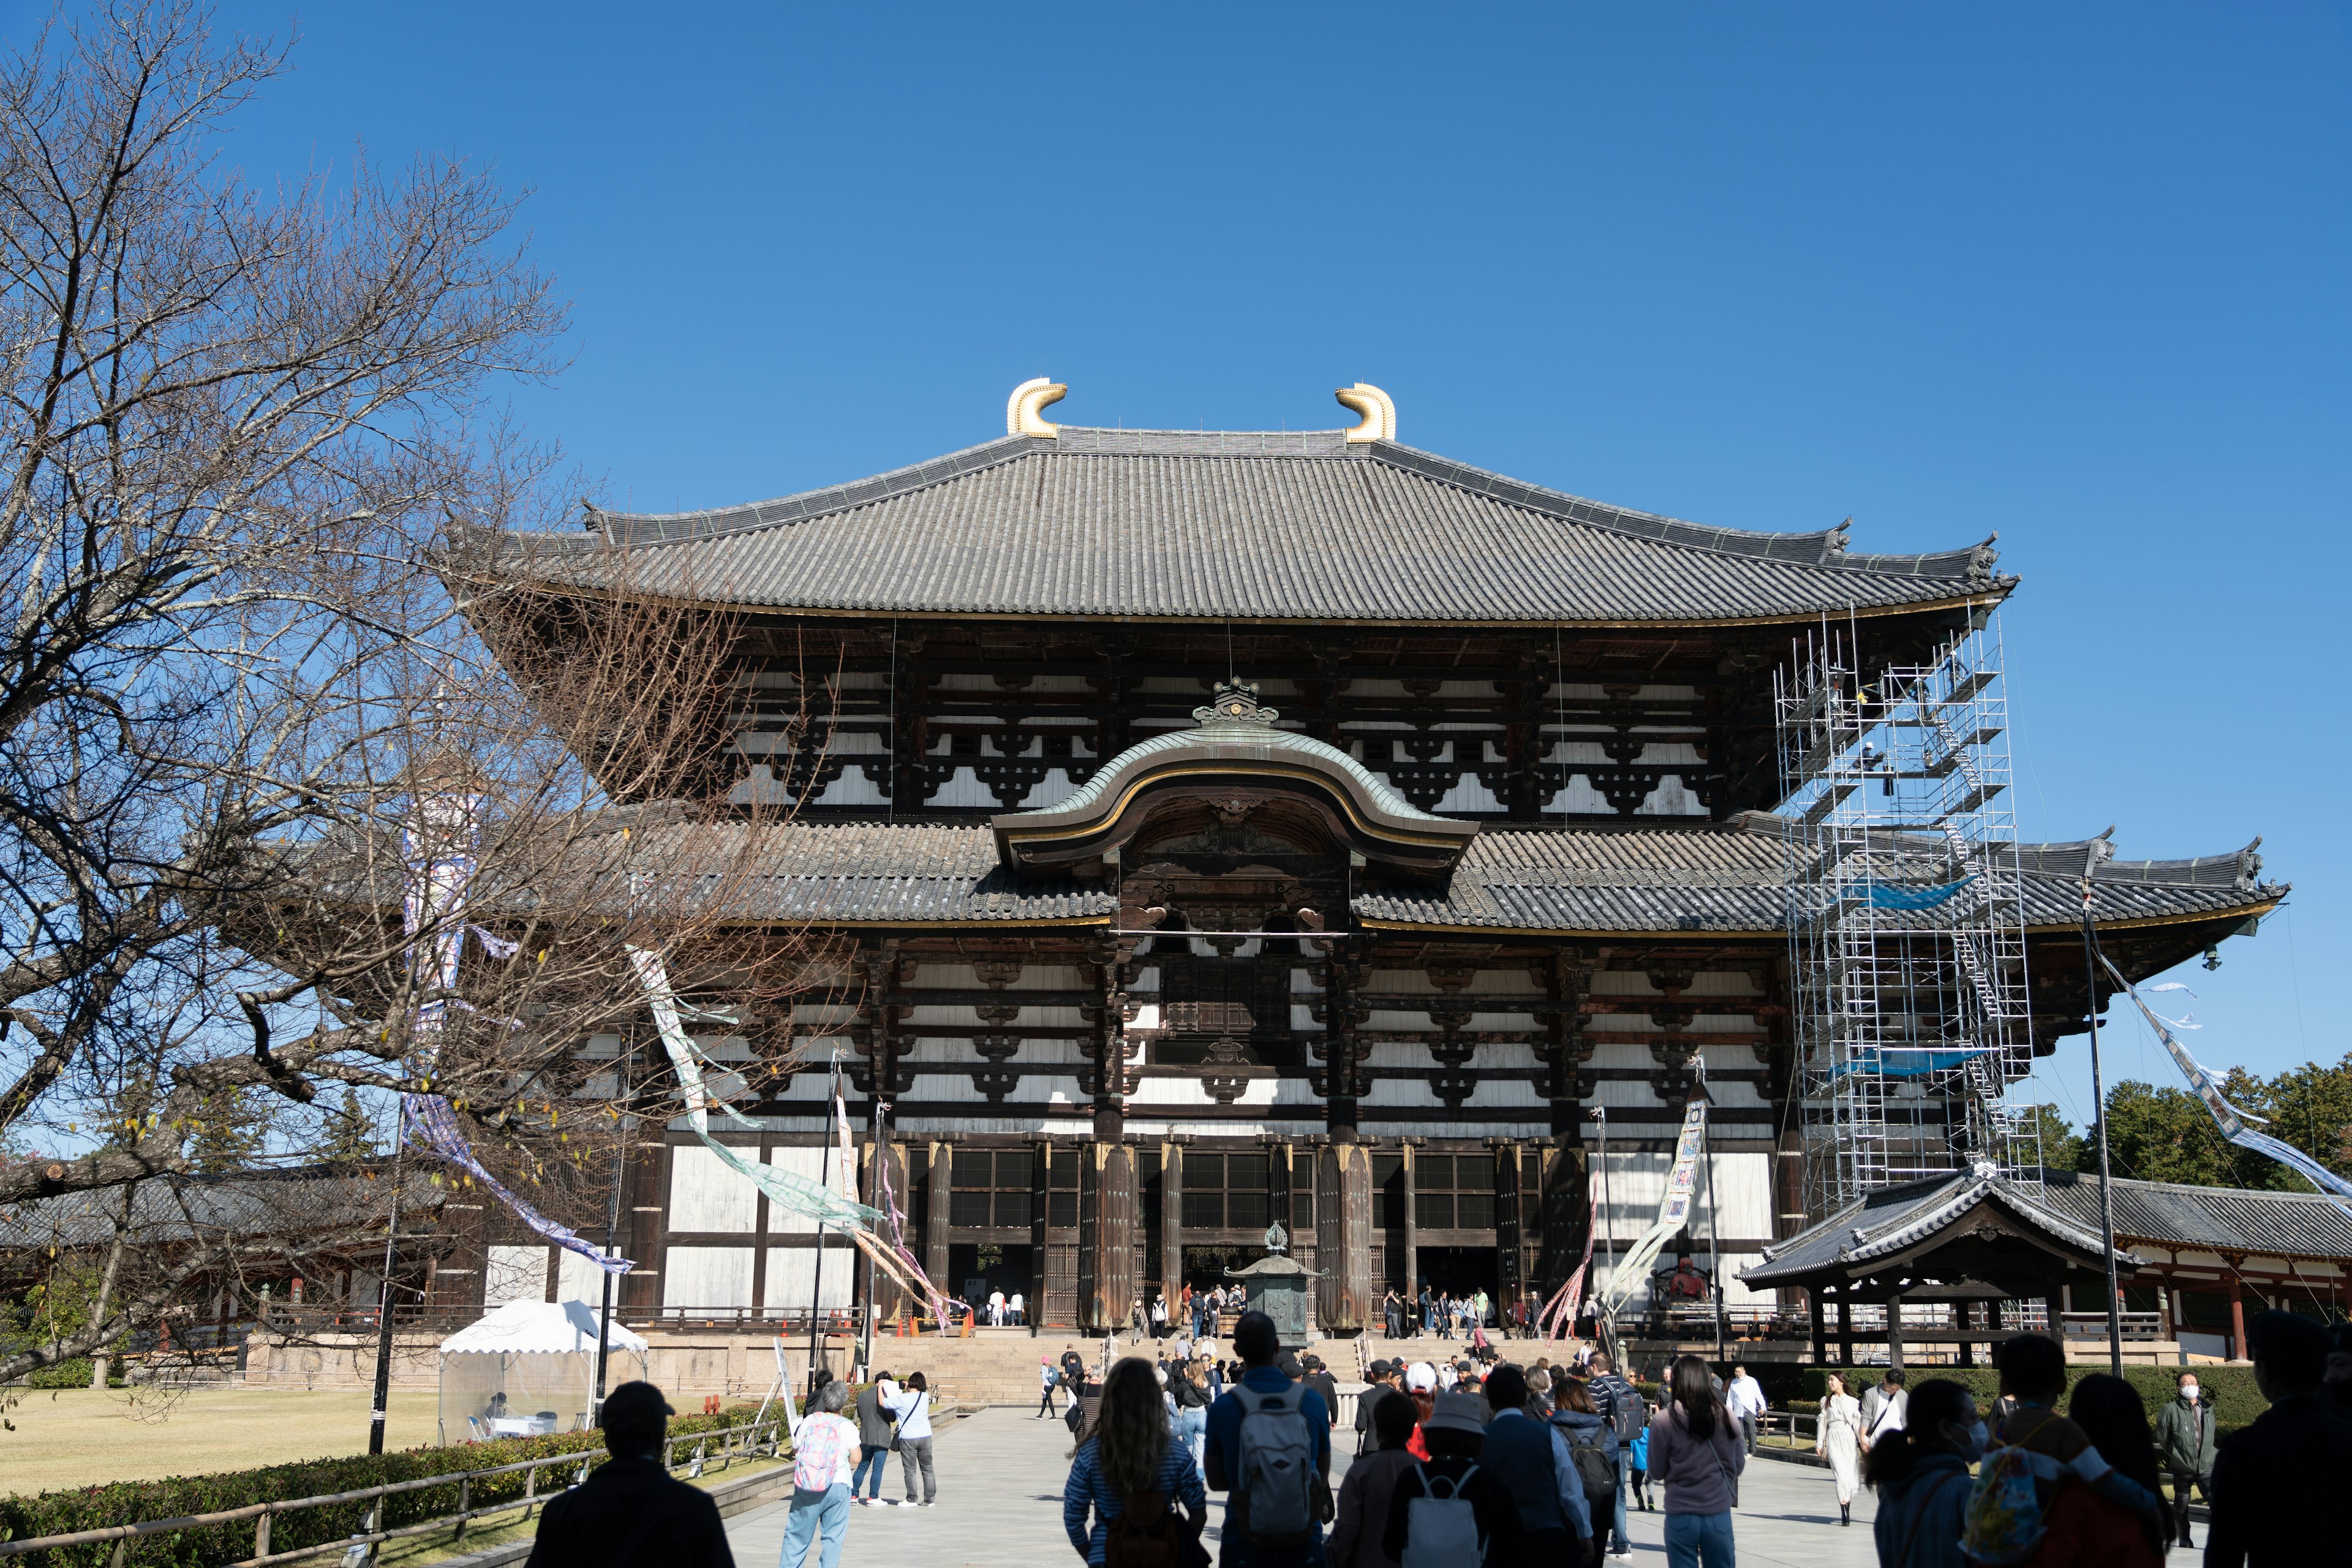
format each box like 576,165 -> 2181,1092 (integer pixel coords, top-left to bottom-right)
886,1370 -> 938,1507
1646,1354 -> 1743,1568
1863,1377 -> 1978,1568
2028,1374 -> 2165,1567
1814,1371 -> 1864,1525
1062,1356 -> 1207,1566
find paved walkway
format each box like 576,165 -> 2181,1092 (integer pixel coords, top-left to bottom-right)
734,1409 -> 1883,1568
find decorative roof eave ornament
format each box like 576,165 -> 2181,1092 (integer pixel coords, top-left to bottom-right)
992,679 -> 1479,875
1008,377 -> 1067,437
1335,382 -> 1396,443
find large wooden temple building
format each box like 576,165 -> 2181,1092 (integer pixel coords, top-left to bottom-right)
443,380 -> 2285,1336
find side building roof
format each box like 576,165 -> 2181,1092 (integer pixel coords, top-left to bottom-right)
450,426 -> 2010,626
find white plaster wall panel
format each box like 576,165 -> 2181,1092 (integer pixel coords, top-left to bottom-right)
1544,778 -> 1615,813
905,1003 -> 1084,1028
1433,775 -> 1506,813
899,1038 -> 1089,1066
902,1072 -> 1086,1109
755,1145 -> 841,1235
1362,1042 -> 1540,1071
555,1248 -> 612,1305
763,1248 -> 854,1310
1465,1079 -> 1546,1107
1128,1120 -> 1331,1139
1686,973 -> 1760,997
1290,968 -> 1325,994
485,1244 -> 549,1306
909,964 -> 1086,992
1017,770 -> 1077,809
662,1246 -> 753,1309
813,769 -> 888,807
668,1145 -> 760,1233
1357,1120 -> 1550,1140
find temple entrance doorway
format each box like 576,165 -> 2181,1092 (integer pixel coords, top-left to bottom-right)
1415,1246 -> 1499,1308
949,1243 -> 1035,1323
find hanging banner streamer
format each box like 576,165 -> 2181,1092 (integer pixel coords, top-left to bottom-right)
402,796 -> 630,1276
1536,1205 -> 1597,1344
627,946 -> 951,1319
1596,1084 -> 1710,1319
2101,956 -> 2352,1218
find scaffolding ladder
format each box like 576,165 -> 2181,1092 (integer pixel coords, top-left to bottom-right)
1774,612 -> 2040,1220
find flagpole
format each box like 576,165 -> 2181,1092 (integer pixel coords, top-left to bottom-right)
2079,879 -> 2125,1376
806,1053 -> 839,1396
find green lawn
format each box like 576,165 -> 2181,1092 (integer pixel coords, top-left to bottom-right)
1,1387 -> 447,1498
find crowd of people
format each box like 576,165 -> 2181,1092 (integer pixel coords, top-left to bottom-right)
507,1302 -> 2352,1568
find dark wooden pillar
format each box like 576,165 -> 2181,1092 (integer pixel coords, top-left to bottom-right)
1535,1141 -> 1589,1308
1030,1136 -> 1051,1335
1401,1142 -> 1420,1303
924,1140 -> 951,1300
1887,1294 -> 1905,1373
1838,1295 -> 1853,1365
1161,1142 -> 1183,1308
1317,1142 -> 1373,1332
1809,1290 -> 1826,1365
1494,1139 -> 1524,1314
862,1140 -> 911,1323
1077,1140 -> 1137,1333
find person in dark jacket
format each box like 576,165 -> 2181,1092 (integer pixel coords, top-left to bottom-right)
1862,1378 -> 1978,1568
2206,1310 -> 2352,1568
1381,1392 -> 1526,1565
1584,1353 -> 1643,1558
526,1381 -> 733,1568
1479,1363 -> 1592,1565
1300,1355 -> 1343,1473
851,1372 -> 897,1504
1546,1374 -> 1616,1560
2150,1368 -> 2217,1548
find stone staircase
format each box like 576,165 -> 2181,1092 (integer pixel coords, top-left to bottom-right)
859,1327 -> 1375,1408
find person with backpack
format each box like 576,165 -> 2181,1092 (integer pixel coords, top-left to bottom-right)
776,1378 -> 860,1568
1626,1420 -> 1652,1513
2149,1368 -> 2215,1549
2206,1310 -> 2352,1568
1065,1356 -> 1209,1567
1474,1363 -> 1591,1564
1329,1384 -> 1420,1568
1586,1352 -> 1645,1558
1203,1310 -> 1333,1568
1646,1354 -> 1743,1568
1540,1373 -> 1611,1562
1378,1390 -> 1525,1568
1044,1357 -> 1068,1420
1862,1376 -> 1978,1568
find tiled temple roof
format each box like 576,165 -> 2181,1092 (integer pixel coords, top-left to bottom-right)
1351,815 -> 2282,934
454,428 -> 2009,625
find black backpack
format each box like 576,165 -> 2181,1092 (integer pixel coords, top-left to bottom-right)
1555,1416 -> 1619,1507
1602,1379 -> 1647,1444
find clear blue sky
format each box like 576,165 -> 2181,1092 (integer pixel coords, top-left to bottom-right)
141,4 -> 2352,1127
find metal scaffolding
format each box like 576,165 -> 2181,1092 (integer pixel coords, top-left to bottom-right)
1776,611 -> 2039,1219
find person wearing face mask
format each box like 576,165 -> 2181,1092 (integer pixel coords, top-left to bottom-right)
2151,1368 -> 2217,1548
1861,1377 -> 1980,1568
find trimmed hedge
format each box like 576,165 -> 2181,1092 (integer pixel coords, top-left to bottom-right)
1627,1364 -> 2261,1437
12,1359 -> 121,1390
0,1402 -> 783,1566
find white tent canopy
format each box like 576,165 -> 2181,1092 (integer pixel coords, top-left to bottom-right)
437,1300 -> 647,1445
442,1300 -> 648,1356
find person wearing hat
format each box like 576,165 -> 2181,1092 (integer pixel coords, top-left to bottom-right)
1377,1390 -> 1525,1564
1401,1362 -> 1441,1461
526,1381 -> 734,1567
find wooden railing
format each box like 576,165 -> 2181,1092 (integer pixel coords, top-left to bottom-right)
0,1417 -> 788,1564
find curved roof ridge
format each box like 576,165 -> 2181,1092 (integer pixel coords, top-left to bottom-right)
1363,440 -> 2002,581
1031,712 -> 1444,829
508,427 -> 2002,581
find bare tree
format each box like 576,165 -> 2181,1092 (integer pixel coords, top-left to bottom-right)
0,4 -> 825,1385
